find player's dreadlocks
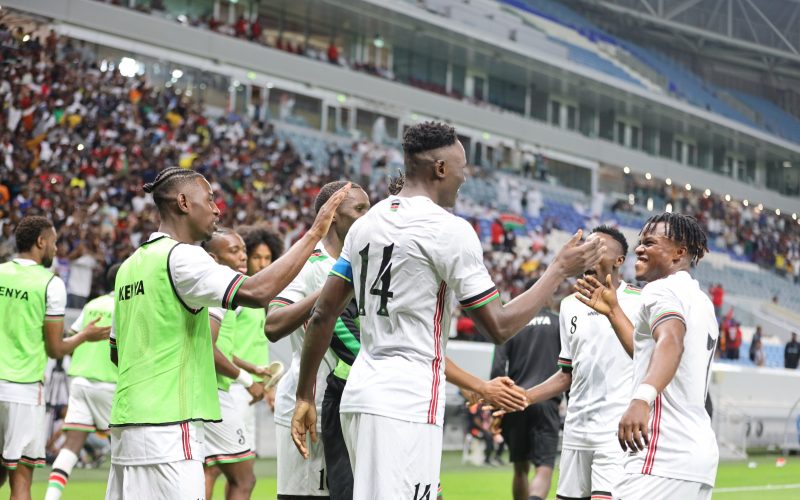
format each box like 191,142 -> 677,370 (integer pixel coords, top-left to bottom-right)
641,212 -> 708,265
314,181 -> 362,214
142,167 -> 204,209
592,225 -> 629,256
389,121 -> 458,193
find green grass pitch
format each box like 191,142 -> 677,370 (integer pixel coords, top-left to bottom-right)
3,452 -> 798,499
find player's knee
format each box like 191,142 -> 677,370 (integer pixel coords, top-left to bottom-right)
513,461 -> 530,476
227,468 -> 256,492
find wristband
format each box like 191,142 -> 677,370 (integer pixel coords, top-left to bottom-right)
632,384 -> 658,405
236,370 -> 254,388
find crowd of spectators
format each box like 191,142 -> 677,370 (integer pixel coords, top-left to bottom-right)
0,26 -> 554,309
620,173 -> 800,283
2,19 -> 799,363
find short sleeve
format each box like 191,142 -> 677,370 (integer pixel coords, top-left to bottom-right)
45,275 -> 67,319
69,310 -> 85,333
557,300 -> 573,371
168,243 -> 246,310
436,218 -> 498,310
643,283 -> 687,336
269,261 -> 312,309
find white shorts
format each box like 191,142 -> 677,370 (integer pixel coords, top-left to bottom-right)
0,400 -> 46,470
557,448 -> 624,499
341,412 -> 442,500
204,390 -> 255,466
105,460 -> 205,500
276,422 -> 328,496
64,378 -> 115,432
229,384 -> 257,447
614,473 -> 712,500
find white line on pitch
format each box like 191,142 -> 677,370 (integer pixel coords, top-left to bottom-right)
715,483 -> 800,493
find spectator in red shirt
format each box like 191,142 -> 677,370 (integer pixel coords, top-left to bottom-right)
250,16 -> 262,42
725,320 -> 742,360
709,283 -> 724,321
456,311 -> 477,341
327,41 -> 339,64
234,15 -> 248,38
491,219 -> 504,251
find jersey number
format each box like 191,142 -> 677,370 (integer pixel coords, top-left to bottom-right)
357,243 -> 395,317
569,316 -> 577,334
318,468 -> 327,490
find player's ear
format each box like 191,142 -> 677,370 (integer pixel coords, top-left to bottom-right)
176,192 -> 190,213
434,159 -> 446,179
674,244 -> 688,262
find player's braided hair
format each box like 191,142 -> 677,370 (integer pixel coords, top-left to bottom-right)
314,181 -> 362,214
392,121 -> 457,189
14,216 -> 53,252
641,212 -> 708,265
592,225 -> 629,256
142,167 -> 204,209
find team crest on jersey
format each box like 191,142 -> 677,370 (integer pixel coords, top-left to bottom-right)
390,200 -> 400,212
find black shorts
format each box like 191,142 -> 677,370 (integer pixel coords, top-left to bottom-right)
501,399 -> 560,467
321,373 -> 353,500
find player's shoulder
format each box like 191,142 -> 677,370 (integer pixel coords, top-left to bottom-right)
618,281 -> 643,301
640,273 -> 687,303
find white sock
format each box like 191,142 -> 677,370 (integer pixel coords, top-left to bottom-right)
45,448 -> 79,500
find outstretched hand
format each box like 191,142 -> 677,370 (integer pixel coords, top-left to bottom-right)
574,274 -> 618,316
308,183 -> 351,239
290,399 -> 317,459
553,230 -> 606,278
83,317 -> 112,342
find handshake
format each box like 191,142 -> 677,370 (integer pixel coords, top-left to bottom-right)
462,376 -> 530,434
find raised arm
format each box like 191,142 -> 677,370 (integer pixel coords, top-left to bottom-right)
265,289 -> 322,343
291,274 -> 354,458
468,231 -> 604,344
233,184 -> 350,309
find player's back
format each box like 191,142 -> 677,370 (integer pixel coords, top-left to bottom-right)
341,196 -> 490,426
628,270 -> 719,486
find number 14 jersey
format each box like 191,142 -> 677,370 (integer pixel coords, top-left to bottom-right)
338,196 -> 498,426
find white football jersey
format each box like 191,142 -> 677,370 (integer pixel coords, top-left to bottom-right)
271,245 -> 338,431
559,281 -> 642,450
625,270 -> 719,487
339,196 -> 497,426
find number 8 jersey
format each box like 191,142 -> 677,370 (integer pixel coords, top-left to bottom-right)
335,196 -> 498,426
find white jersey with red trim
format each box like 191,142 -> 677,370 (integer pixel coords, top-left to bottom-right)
339,196 -> 498,426
557,281 -> 642,450
626,271 -> 719,486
